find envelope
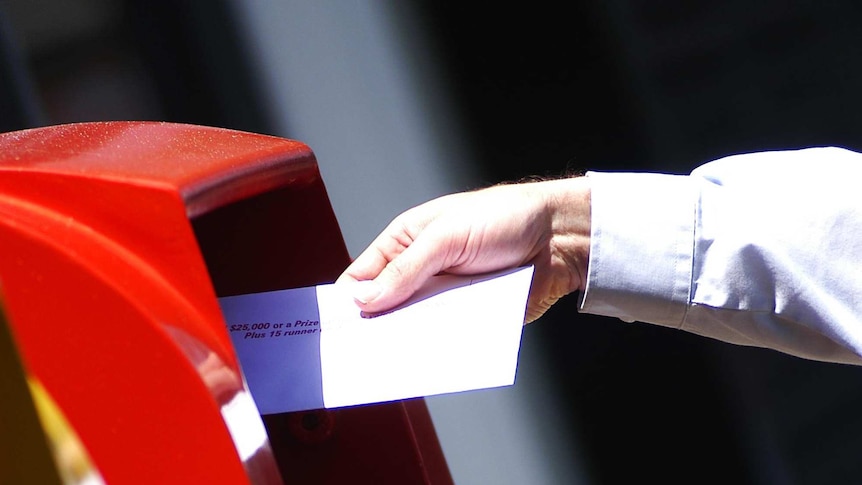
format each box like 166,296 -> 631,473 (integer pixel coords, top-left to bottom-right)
217,265 -> 534,414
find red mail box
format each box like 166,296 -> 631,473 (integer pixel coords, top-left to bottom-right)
0,121 -> 452,484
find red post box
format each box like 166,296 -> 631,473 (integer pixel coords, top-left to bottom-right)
0,121 -> 452,484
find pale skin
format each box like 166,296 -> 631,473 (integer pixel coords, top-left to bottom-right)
336,176 -> 593,323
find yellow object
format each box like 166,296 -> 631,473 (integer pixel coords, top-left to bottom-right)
27,377 -> 105,485
0,291 -> 103,485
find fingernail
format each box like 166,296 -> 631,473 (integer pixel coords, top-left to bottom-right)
352,280 -> 382,304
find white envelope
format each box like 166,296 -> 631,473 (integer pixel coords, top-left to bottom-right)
218,265 -> 534,414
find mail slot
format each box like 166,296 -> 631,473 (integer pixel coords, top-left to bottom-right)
0,121 -> 452,484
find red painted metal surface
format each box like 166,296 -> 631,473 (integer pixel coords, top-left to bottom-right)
0,121 -> 453,484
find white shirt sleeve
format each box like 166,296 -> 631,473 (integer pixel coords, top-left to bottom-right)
579,146 -> 862,365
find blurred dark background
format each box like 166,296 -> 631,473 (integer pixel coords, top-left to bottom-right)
3,1 -> 862,484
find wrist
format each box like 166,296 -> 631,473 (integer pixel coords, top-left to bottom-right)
540,176 -> 592,293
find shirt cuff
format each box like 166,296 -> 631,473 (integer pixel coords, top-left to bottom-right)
578,171 -> 696,328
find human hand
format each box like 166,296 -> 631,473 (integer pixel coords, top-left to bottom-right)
336,177 -> 592,323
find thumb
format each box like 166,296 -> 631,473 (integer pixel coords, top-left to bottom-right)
351,233 -> 449,313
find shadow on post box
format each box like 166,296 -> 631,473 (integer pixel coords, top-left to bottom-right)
0,121 -> 452,485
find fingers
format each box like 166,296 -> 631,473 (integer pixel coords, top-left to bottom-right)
340,210 -> 464,312
525,294 -> 559,324
335,197 -> 457,311
350,222 -> 456,312
336,216 -> 418,284
336,245 -> 389,284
